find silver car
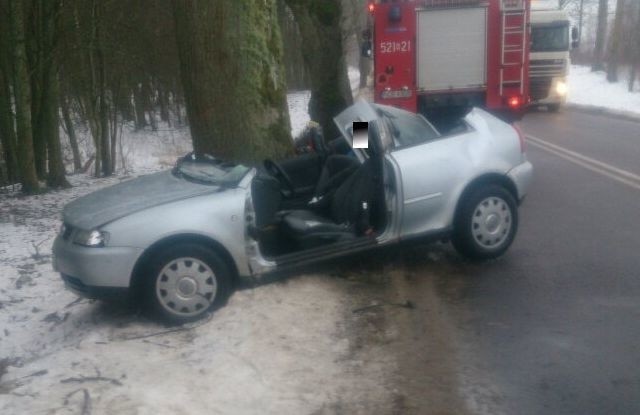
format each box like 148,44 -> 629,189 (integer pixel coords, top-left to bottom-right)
53,101 -> 532,323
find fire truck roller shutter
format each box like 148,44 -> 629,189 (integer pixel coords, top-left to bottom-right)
417,7 -> 488,92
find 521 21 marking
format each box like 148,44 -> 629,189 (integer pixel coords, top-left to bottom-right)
380,41 -> 411,54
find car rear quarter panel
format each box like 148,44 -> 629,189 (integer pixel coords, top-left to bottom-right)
391,108 -> 523,238
102,188 -> 250,279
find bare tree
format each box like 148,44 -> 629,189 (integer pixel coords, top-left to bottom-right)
0,55 -> 19,185
8,0 -> 40,193
592,0 -> 608,71
285,0 -> 353,139
606,0 -> 624,82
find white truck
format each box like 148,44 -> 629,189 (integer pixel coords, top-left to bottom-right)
529,7 -> 578,112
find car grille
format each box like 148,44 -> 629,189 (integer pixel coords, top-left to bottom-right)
530,59 -> 566,78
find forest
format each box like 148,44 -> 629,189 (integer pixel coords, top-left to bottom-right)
0,0 -> 638,194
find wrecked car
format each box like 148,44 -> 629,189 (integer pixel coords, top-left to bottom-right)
53,101 -> 532,323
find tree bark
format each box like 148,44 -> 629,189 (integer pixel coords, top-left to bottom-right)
172,0 -> 292,163
285,0 -> 353,140
592,0 -> 608,72
606,0 -> 625,82
8,0 -> 40,194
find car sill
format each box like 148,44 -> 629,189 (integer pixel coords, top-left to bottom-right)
272,237 -> 378,270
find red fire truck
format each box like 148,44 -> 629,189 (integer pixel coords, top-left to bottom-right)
368,0 -> 530,124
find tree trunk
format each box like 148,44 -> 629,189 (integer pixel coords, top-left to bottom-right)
0,64 -> 19,184
159,86 -> 170,124
8,0 -> 40,194
592,0 -> 608,72
285,0 -> 353,140
35,0 -> 70,188
45,67 -> 70,188
629,4 -> 640,92
133,84 -> 148,130
27,1 -> 47,180
60,94 -> 82,172
110,82 -> 120,172
172,0 -> 292,163
606,0 -> 625,82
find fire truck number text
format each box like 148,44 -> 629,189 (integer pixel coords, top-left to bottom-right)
379,41 -> 411,54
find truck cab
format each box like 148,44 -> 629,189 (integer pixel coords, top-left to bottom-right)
528,8 -> 577,111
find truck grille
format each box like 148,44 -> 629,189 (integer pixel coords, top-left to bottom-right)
530,59 -> 566,78
530,77 -> 552,101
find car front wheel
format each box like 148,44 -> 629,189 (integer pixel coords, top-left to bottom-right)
144,243 -> 231,323
452,185 -> 518,260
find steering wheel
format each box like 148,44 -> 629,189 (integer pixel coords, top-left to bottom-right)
263,159 -> 296,198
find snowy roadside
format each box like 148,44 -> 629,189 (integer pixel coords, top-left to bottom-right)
0,93 -> 399,414
567,65 -> 640,119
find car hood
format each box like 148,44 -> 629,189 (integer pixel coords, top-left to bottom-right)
63,170 -> 221,230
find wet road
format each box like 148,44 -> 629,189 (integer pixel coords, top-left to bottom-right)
431,108 -> 640,414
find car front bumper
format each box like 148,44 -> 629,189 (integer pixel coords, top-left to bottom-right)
508,160 -> 533,202
52,235 -> 143,299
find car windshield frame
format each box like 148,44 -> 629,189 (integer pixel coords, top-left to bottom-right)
173,153 -> 250,187
375,105 -> 441,150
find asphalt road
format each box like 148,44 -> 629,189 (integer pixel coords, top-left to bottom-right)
420,107 -> 640,414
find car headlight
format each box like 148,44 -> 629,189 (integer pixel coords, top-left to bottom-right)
73,229 -> 109,247
556,81 -> 568,96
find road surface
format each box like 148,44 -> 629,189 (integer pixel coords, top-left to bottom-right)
369,107 -> 640,414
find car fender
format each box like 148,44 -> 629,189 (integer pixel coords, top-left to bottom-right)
102,187 -> 251,279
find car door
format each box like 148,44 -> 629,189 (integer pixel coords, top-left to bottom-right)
390,129 -> 476,238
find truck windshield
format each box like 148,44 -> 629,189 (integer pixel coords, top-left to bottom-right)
531,24 -> 569,52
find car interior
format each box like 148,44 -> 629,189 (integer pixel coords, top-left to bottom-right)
250,125 -> 388,259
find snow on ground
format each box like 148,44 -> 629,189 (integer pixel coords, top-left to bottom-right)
0,93 -> 397,414
568,65 -> 640,117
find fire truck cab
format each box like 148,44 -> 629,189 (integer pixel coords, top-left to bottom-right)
369,0 -> 531,126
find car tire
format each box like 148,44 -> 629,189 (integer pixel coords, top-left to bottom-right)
452,185 -> 518,260
143,243 -> 232,324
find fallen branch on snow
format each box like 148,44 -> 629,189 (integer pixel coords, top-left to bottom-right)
60,376 -> 122,387
30,238 -> 50,260
118,312 -> 213,341
352,300 -> 414,314
64,388 -> 91,415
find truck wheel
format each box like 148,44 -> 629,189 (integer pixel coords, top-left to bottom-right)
144,243 -> 232,324
452,185 -> 518,260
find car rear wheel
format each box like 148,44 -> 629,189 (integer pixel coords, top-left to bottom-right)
452,185 -> 518,260
144,243 -> 231,324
